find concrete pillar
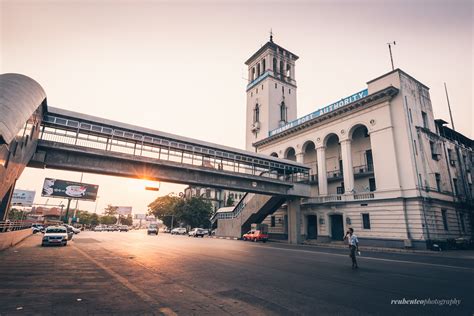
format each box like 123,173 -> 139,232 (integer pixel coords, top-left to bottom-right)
287,199 -> 302,244
340,139 -> 354,193
296,152 -> 304,163
316,146 -> 328,196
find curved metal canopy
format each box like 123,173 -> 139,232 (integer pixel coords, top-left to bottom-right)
0,73 -> 47,144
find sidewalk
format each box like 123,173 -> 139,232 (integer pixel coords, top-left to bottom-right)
299,240 -> 474,259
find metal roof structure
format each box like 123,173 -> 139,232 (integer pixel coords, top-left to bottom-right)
0,73 -> 46,144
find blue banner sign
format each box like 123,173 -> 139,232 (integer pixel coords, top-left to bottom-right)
269,89 -> 369,137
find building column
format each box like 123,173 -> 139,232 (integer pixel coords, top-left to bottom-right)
340,139 -> 354,193
287,199 -> 302,244
316,145 -> 328,196
296,152 -> 304,164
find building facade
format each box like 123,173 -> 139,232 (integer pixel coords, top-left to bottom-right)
183,186 -> 245,212
244,38 -> 473,249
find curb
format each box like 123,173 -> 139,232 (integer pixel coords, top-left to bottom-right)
300,241 -> 435,254
209,236 -> 239,240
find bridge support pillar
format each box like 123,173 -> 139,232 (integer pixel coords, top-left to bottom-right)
0,181 -> 16,221
287,199 -> 302,244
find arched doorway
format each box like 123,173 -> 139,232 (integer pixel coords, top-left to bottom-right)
350,124 -> 375,192
284,147 -> 296,161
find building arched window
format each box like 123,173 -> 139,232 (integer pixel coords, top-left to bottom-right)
286,64 -> 291,78
252,67 -> 256,81
280,101 -> 287,122
257,63 -> 261,77
262,59 -> 266,72
253,104 -> 260,123
279,60 -> 284,76
273,58 -> 277,74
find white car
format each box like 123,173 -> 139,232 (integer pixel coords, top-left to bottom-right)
94,226 -> 105,232
171,227 -> 187,235
188,228 -> 206,237
42,226 -> 68,246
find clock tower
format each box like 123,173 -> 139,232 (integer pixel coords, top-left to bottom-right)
245,34 -> 299,151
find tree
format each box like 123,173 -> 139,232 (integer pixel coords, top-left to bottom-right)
100,215 -> 117,225
104,204 -> 118,216
148,195 -> 181,228
225,195 -> 235,207
8,208 -> 27,220
119,214 -> 133,226
90,213 -> 100,226
76,210 -> 92,225
175,197 -> 213,229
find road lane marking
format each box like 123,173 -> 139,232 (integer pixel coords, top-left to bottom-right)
73,245 -> 177,316
258,245 -> 474,271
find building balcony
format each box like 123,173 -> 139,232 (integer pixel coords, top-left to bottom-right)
309,173 -> 318,184
353,164 -> 374,176
301,192 -> 376,204
327,169 -> 343,181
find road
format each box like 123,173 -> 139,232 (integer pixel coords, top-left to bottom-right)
0,230 -> 472,315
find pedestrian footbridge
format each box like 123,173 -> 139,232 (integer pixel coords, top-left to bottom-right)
0,73 -> 310,226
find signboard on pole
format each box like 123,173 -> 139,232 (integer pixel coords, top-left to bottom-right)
11,190 -> 36,207
41,178 -> 99,201
116,206 -> 132,216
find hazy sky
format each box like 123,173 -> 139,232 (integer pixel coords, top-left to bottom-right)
1,0 -> 472,214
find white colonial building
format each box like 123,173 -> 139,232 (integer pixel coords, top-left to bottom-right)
241,37 -> 473,249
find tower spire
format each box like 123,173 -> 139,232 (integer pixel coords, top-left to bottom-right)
270,29 -> 273,43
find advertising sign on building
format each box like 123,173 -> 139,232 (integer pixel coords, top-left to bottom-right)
11,189 -> 36,206
41,178 -> 99,201
116,206 -> 132,216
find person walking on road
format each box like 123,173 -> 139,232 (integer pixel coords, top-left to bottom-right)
344,228 -> 359,269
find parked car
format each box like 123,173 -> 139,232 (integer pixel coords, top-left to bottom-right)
188,228 -> 206,238
119,225 -> 129,232
71,226 -> 81,234
61,224 -> 74,240
242,230 -> 268,242
32,224 -> 44,234
94,226 -> 104,232
171,227 -> 187,235
42,226 -> 68,246
147,224 -> 159,235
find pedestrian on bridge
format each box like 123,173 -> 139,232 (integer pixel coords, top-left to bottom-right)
344,228 -> 359,269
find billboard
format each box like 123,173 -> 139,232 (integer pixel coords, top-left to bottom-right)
11,190 -> 36,207
42,178 -> 99,201
116,206 -> 132,216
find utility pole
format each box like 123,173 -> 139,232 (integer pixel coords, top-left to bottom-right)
387,41 -> 396,71
73,172 -> 84,221
64,199 -> 72,223
444,82 -> 455,130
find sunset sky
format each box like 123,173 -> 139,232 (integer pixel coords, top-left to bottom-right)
1,0 -> 472,215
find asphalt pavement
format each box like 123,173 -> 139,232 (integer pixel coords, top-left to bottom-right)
0,230 -> 472,315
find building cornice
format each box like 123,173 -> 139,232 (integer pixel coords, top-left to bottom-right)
367,68 -> 430,90
253,86 -> 399,147
246,71 -> 297,91
245,41 -> 299,66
